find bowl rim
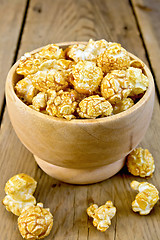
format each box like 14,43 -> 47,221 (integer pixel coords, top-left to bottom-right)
6,41 -> 155,125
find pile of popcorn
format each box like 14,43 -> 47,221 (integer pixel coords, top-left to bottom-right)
15,39 -> 149,120
2,148 -> 159,238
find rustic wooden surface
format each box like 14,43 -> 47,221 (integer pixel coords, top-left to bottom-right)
0,0 -> 160,239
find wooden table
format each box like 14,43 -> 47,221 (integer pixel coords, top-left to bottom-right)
0,0 -> 160,239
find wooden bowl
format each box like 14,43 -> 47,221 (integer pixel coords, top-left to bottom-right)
5,42 -> 155,184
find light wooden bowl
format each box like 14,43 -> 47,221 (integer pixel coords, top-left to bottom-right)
5,42 -> 155,184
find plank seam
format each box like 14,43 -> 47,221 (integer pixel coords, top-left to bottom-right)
129,0 -> 160,104
0,0 -> 30,127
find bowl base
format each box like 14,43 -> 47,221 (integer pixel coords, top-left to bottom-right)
34,155 -> 125,184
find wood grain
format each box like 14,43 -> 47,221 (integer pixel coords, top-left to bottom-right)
0,0 -> 28,116
131,0 -> 160,92
0,0 -> 160,239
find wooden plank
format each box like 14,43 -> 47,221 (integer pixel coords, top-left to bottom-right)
0,0 -> 160,239
0,0 -> 28,116
131,0 -> 160,92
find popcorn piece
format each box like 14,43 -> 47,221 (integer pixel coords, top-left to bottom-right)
18,203 -> 53,240
2,173 -> 37,216
101,70 -> 131,104
65,44 -> 86,62
31,92 -> 48,112
127,148 -> 155,177
37,44 -> 65,61
127,67 -> 149,96
87,201 -> 116,232
17,44 -> 65,76
72,61 -> 103,94
97,43 -> 130,73
15,76 -> 38,104
39,59 -> 74,73
113,98 -> 134,114
31,69 -> 69,92
66,39 -> 109,62
46,90 -> 78,120
77,95 -> 113,119
130,181 -> 159,215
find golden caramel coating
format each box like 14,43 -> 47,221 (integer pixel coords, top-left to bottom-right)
127,148 -> 155,177
2,174 -> 37,216
31,69 -> 69,92
31,92 -> 48,112
15,76 -> 38,104
18,203 -> 53,239
72,61 -> 103,94
65,44 -> 86,62
46,90 -> 78,120
87,201 -> 116,232
77,95 -> 113,119
97,43 -> 130,73
66,39 -> 109,62
113,98 -> 134,114
39,59 -> 74,73
130,181 -> 159,215
16,44 -> 65,76
127,67 -> 149,96
101,70 -> 131,104
130,59 -> 144,69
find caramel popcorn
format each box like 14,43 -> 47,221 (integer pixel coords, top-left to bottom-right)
46,90 -> 78,120
72,61 -> 103,94
130,59 -> 144,69
77,95 -> 113,119
127,148 -> 155,178
101,70 -> 131,104
15,39 -> 149,120
130,181 -> 159,215
66,39 -> 109,62
87,201 -> 116,232
31,69 -> 69,92
17,44 -> 65,76
2,174 -> 37,216
127,67 -> 149,96
113,98 -> 134,114
97,43 -> 130,74
18,203 -> 53,239
15,76 -> 38,104
31,92 -> 48,112
39,59 -> 74,73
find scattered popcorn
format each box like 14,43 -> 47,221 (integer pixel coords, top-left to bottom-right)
127,67 -> 149,96
15,76 -> 38,104
71,61 -> 103,94
127,147 -> 155,178
87,201 -> 116,232
16,44 -> 65,76
113,98 -> 134,114
101,70 -> 131,104
31,92 -> 48,112
77,95 -> 113,119
31,69 -> 69,92
46,90 -> 78,120
97,43 -> 130,74
15,40 -> 149,120
130,181 -> 159,215
2,174 -> 37,216
18,203 -> 53,240
66,39 -> 109,62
